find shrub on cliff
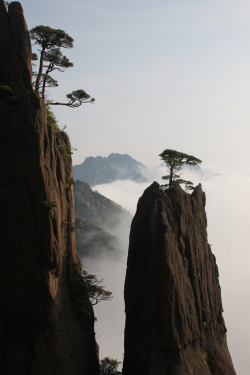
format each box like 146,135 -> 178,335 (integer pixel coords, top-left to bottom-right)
82,270 -> 112,306
46,105 -> 60,133
0,85 -> 19,106
99,357 -> 121,374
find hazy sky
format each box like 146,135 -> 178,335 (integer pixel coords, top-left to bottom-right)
22,0 -> 250,172
18,1 -> 250,373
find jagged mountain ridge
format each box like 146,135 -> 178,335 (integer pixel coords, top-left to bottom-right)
123,182 -> 236,375
73,153 -> 148,185
74,180 -> 131,258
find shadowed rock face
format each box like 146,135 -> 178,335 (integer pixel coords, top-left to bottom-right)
123,182 -> 236,375
0,2 -> 99,374
0,1 -> 32,94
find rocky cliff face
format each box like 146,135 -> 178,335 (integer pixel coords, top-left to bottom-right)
123,182 -> 236,375
0,2 -> 99,374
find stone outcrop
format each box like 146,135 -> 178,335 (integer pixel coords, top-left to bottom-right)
0,2 -> 99,374
123,182 -> 236,375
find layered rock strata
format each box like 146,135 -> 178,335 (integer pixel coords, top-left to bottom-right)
123,182 -> 236,375
0,2 -> 99,374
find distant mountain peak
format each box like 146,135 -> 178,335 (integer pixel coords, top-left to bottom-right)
73,153 -> 147,186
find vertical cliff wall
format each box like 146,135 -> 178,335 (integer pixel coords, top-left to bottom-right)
0,2 -> 99,374
123,182 -> 236,375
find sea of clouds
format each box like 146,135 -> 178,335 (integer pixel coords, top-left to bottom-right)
82,164 -> 250,374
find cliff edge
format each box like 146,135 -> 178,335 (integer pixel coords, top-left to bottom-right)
123,182 -> 236,375
0,2 -> 99,374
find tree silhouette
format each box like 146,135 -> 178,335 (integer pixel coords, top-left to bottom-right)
99,357 -> 121,375
29,25 -> 95,105
82,270 -> 112,306
159,149 -> 202,190
29,26 -> 73,93
51,89 -> 95,108
40,47 -> 73,98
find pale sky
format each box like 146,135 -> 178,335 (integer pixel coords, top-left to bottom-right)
21,0 -> 250,173
18,1 -> 250,373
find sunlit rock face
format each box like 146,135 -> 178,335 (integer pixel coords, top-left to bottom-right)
0,1 -> 32,93
0,2 -> 99,374
123,182 -> 236,375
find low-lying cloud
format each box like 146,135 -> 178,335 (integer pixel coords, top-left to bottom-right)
81,221 -> 130,368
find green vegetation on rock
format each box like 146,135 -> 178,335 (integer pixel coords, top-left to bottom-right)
99,357 -> 121,375
82,270 -> 112,306
69,265 -> 94,323
0,85 -> 19,106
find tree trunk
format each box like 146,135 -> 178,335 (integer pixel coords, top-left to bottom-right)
169,166 -> 173,188
35,46 -> 45,94
41,67 -> 49,99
